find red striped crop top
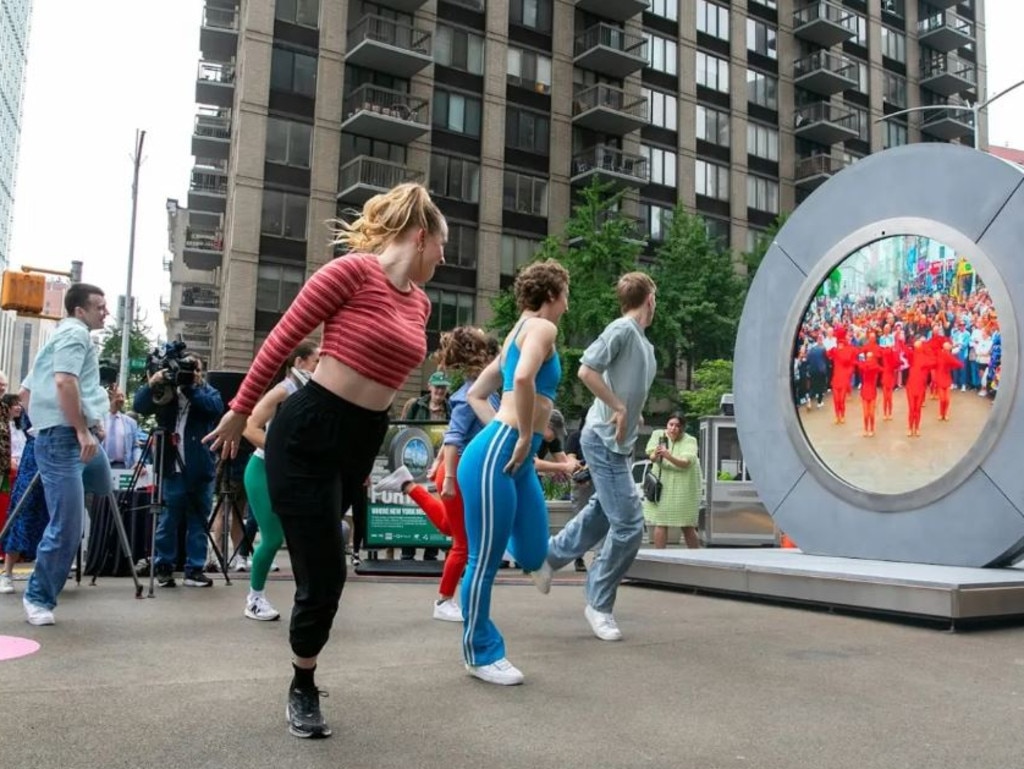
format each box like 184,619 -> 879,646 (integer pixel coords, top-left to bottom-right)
230,253 -> 431,415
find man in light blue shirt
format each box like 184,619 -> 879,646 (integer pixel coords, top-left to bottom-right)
533,272 -> 658,642
22,283 -> 113,626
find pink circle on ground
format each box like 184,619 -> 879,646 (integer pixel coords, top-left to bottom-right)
0,636 -> 41,661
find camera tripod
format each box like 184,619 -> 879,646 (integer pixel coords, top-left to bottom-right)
0,455 -> 144,599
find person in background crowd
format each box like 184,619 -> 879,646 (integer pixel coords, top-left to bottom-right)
204,182 -> 446,739
102,385 -> 140,469
563,420 -> 590,573
642,413 -> 701,549
0,372 -> 12,562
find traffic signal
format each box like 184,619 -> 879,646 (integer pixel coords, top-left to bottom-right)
1,270 -> 45,314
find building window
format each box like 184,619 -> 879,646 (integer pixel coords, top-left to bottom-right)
704,217 -> 730,247
645,33 -> 678,76
643,87 -> 677,131
429,154 -> 481,202
881,27 -> 906,63
507,47 -> 552,94
851,13 -> 868,46
697,52 -> 729,93
696,104 -> 730,146
745,227 -> 767,254
882,72 -> 907,108
748,0 -> 776,8
434,24 -> 485,75
695,159 -> 729,201
884,121 -> 908,149
881,0 -> 904,16
426,288 -> 476,333
275,0 -> 320,28
503,171 -> 548,216
256,263 -> 304,312
747,175 -> 779,214
501,234 -> 540,275
649,0 -> 678,22
747,123 -> 779,161
446,223 -> 478,269
265,117 -> 312,168
640,202 -> 673,242
506,107 -> 550,154
509,0 -> 552,32
270,46 -> 317,97
746,68 -> 777,109
852,58 -> 869,94
643,145 -> 677,188
746,18 -> 777,59
261,190 -> 308,240
341,134 -> 406,164
432,90 -> 482,136
847,104 -> 869,141
696,1 -> 730,41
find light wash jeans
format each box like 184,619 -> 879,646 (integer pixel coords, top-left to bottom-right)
547,426 -> 644,613
25,426 -> 113,610
154,474 -> 214,571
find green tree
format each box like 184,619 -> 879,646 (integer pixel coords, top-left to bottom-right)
488,179 -> 645,417
741,212 -> 790,287
679,359 -> 733,420
100,317 -> 156,396
649,205 -> 744,389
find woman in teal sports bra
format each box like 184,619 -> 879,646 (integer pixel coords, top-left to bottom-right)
457,258 -> 569,686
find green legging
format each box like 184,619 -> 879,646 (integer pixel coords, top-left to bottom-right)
243,454 -> 285,592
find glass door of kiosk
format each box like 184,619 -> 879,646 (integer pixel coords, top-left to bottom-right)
698,415 -> 776,546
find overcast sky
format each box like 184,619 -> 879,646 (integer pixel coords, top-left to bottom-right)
8,1 -> 1024,342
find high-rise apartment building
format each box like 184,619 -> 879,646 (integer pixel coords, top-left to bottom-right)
0,0 -> 33,273
169,0 -> 986,390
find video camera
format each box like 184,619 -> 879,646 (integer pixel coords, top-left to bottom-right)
146,339 -> 199,405
98,359 -> 119,388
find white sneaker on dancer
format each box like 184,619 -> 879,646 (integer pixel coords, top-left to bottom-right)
466,657 -> 524,685
374,466 -> 414,493
432,598 -> 462,622
529,559 -> 553,595
0,574 -> 14,594
584,604 -> 622,641
245,593 -> 281,621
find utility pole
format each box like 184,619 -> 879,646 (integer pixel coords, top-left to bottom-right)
118,130 -> 145,393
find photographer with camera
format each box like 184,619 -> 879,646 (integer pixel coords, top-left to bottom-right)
134,347 -> 223,588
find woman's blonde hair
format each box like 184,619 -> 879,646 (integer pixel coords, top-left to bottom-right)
332,182 -> 445,254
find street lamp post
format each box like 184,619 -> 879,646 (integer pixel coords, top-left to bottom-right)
874,78 -> 1024,151
118,129 -> 146,393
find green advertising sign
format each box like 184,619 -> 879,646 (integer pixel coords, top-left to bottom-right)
366,502 -> 451,547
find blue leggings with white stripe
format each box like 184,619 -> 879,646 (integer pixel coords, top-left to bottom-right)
458,420 -> 548,667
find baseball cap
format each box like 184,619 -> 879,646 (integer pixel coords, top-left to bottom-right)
428,371 -> 450,388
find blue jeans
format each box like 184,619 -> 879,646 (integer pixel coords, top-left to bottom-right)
154,474 -> 214,571
547,427 -> 644,614
25,427 -> 113,610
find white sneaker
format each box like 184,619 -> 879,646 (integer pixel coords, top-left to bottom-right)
270,560 -> 281,572
432,598 -> 462,622
0,574 -> 14,594
23,596 -> 55,626
466,657 -> 524,685
529,559 -> 553,595
230,555 -> 248,572
374,465 -> 414,493
244,594 -> 281,621
584,604 -> 622,641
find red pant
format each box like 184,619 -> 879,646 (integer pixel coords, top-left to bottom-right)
407,459 -> 466,599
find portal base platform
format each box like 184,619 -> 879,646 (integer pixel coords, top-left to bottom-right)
625,549 -> 1024,624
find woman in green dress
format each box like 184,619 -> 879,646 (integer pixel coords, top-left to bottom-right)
643,413 -> 701,549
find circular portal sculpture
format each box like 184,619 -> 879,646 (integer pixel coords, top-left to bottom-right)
735,144 -> 1023,567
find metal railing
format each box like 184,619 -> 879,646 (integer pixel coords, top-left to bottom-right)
795,154 -> 850,180
921,54 -> 976,85
573,84 -> 648,119
794,1 -> 856,30
921,107 -> 975,128
571,145 -> 649,183
339,156 -> 422,192
344,85 -> 429,126
794,101 -> 858,129
181,287 -> 220,310
194,112 -> 231,140
198,61 -> 236,84
185,227 -> 224,251
348,14 -> 432,56
918,11 -> 974,39
574,23 -> 648,59
794,49 -> 858,80
202,5 -> 238,31
190,169 -> 228,195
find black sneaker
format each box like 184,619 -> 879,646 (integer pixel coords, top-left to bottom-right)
155,565 -> 176,588
574,557 -> 588,573
286,687 -> 332,739
183,569 -> 213,588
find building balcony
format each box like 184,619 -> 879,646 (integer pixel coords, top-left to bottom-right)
192,110 -> 231,159
375,0 -> 428,12
794,50 -> 859,96
574,0 -> 649,23
573,23 -> 648,79
794,154 -> 851,191
345,15 -> 432,79
160,296 -> 171,314
918,11 -> 975,54
180,286 -> 220,323
921,106 -> 975,141
570,145 -> 649,188
188,163 -> 228,214
572,84 -> 648,135
793,2 -> 857,48
920,55 -> 976,97
567,210 -> 647,248
342,85 -> 430,143
196,61 -> 235,109
794,101 -> 859,145
337,156 -> 423,206
182,227 -> 224,271
200,4 -> 238,61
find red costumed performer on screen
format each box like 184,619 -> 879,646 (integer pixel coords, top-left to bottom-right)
827,326 -> 858,425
